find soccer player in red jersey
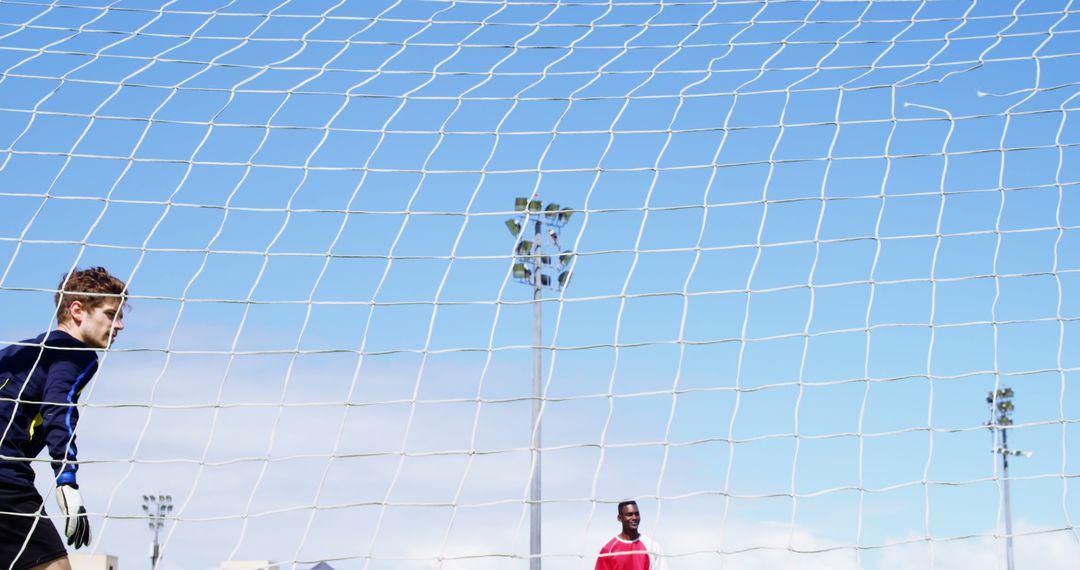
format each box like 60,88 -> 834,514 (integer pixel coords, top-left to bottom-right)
595,501 -> 667,570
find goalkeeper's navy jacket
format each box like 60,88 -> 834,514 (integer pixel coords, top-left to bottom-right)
0,330 -> 98,490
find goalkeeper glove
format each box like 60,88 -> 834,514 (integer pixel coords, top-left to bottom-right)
56,484 -> 91,548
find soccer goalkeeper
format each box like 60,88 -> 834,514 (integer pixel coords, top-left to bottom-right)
0,267 -> 127,570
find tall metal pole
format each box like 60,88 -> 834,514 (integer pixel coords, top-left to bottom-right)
987,388 -> 1026,570
143,494 -> 172,570
507,198 -> 572,570
530,219 -> 543,570
1001,426 -> 1014,570
151,517 -> 161,570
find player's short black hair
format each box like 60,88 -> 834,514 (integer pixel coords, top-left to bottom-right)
617,500 -> 638,515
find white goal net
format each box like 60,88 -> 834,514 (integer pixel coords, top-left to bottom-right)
1,1 -> 1079,569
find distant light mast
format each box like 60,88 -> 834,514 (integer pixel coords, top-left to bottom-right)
987,387 -> 1030,570
505,197 -> 573,570
142,494 -> 173,569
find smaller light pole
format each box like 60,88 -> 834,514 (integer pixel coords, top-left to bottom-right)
987,387 -> 1030,570
506,196 -> 573,570
142,494 -> 173,570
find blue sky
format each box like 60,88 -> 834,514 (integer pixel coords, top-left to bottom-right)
1,0 -> 1080,568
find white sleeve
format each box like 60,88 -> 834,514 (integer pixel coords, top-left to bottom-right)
643,536 -> 668,570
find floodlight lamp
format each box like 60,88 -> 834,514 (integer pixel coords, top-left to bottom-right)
515,197 -> 528,211
558,271 -> 571,287
506,219 -> 521,236
544,203 -> 560,219
559,253 -> 572,266
558,208 -> 573,224
540,255 -> 551,265
517,240 -> 534,256
540,274 -> 551,287
513,263 -> 528,279
528,200 -> 542,213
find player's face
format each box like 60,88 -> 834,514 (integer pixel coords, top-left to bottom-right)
73,299 -> 125,349
618,504 -> 641,533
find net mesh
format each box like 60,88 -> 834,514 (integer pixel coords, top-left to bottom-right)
1,0 -> 1079,568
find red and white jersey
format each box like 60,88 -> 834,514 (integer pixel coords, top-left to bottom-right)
594,535 -> 667,570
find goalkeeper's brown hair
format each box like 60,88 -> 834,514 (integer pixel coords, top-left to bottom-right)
55,267 -> 129,324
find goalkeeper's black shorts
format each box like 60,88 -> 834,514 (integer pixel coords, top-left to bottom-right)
0,483 -> 66,570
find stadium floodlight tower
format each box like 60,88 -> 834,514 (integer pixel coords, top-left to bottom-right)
505,196 -> 573,570
987,387 -> 1030,570
142,494 -> 173,569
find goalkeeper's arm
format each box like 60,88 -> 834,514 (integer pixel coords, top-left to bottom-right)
41,355 -> 98,548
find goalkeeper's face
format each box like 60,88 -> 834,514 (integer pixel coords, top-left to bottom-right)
73,299 -> 125,349
618,504 -> 641,534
